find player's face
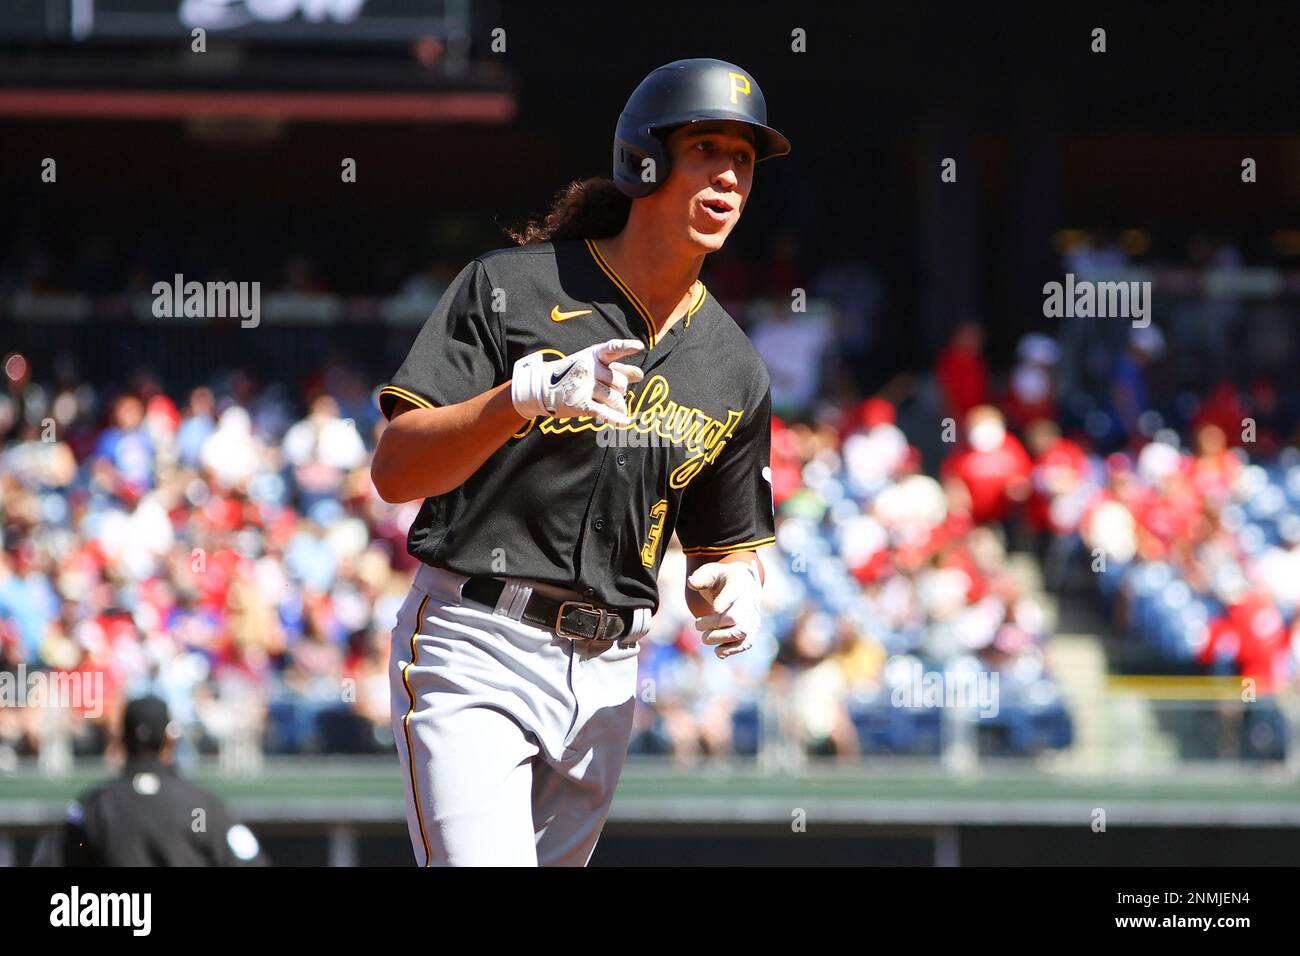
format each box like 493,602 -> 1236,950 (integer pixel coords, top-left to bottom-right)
655,121 -> 756,253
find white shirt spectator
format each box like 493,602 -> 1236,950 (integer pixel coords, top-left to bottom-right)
749,301 -> 835,417
843,423 -> 909,495
283,415 -> 365,471
200,407 -> 261,487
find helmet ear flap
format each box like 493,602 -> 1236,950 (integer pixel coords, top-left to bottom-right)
613,122 -> 670,199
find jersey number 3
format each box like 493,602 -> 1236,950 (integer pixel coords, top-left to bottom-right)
640,499 -> 668,568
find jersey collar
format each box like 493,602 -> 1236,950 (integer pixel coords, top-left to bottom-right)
584,238 -> 706,348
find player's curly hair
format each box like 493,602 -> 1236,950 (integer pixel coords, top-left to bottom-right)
505,177 -> 632,245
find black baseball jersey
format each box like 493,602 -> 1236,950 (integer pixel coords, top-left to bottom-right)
59,758 -> 267,866
378,238 -> 775,612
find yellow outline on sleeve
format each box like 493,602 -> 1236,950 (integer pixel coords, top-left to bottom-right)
680,536 -> 776,556
378,385 -> 436,415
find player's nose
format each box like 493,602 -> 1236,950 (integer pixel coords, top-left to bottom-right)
711,165 -> 739,191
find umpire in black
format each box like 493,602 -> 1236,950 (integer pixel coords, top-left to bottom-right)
56,696 -> 268,866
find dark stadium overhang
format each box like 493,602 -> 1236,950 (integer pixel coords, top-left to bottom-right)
0,88 -> 516,122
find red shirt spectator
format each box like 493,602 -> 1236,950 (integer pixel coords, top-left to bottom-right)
936,322 -> 988,421
769,416 -> 803,506
941,407 -> 1032,525
1190,423 -> 1241,505
1191,381 -> 1248,448
1199,591 -> 1291,694
1135,478 -> 1200,561
1025,428 -> 1089,534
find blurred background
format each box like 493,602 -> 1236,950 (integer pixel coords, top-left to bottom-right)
2,2 -> 1300,865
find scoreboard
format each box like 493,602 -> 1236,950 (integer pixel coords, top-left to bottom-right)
0,0 -> 472,43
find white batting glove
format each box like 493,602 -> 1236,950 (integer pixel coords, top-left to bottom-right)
511,338 -> 645,427
687,560 -> 763,660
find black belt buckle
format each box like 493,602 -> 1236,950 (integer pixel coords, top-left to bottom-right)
555,601 -> 613,641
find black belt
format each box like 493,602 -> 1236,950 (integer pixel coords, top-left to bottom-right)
461,577 -> 632,642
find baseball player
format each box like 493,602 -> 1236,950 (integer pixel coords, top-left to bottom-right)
370,58 -> 790,866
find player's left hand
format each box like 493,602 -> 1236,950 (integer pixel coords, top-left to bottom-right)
687,560 -> 762,660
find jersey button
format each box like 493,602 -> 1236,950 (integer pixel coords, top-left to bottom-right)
593,517 -> 606,532
583,587 -> 597,599
616,453 -> 627,466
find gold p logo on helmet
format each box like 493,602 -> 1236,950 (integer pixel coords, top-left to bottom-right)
727,72 -> 751,104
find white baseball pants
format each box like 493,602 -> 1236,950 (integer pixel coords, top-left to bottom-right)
389,562 -> 646,867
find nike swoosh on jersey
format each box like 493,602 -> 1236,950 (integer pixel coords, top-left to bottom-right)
550,305 -> 593,322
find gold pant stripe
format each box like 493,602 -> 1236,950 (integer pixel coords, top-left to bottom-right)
401,593 -> 434,866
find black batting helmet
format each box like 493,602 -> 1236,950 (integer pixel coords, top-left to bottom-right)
612,58 -> 791,199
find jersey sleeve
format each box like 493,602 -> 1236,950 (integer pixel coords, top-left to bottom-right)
675,384 -> 777,557
377,259 -> 506,420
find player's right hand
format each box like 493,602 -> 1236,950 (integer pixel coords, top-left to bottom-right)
511,338 -> 645,426
688,560 -> 763,660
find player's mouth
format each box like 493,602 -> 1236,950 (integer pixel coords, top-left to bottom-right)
698,197 -> 734,223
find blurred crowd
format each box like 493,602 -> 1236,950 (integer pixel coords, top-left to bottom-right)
0,345 -> 1066,766
632,397 -> 1063,762
922,235 -> 1300,716
0,357 -> 414,763
3,228 -> 1300,766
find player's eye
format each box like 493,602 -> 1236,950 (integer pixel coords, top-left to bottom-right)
692,138 -> 752,169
